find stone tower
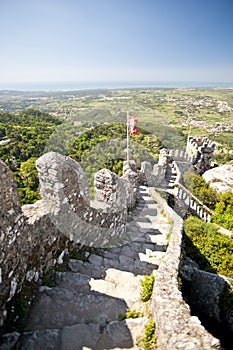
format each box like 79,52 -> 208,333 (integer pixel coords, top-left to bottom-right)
186,136 -> 215,173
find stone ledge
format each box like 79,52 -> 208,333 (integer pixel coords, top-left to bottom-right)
149,188 -> 220,350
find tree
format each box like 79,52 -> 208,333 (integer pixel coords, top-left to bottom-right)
19,157 -> 39,191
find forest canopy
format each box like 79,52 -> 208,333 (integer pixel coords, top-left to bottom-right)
0,110 -> 163,203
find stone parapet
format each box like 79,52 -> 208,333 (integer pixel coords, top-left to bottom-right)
149,188 -> 220,350
186,136 -> 215,171
0,157 -> 76,326
0,152 -> 132,325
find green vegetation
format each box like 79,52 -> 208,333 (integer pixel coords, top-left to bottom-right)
0,87 -> 233,208
178,276 -> 183,291
118,308 -> 143,321
17,157 -> 40,204
183,216 -> 233,278
0,109 -> 162,204
69,123 -> 161,192
0,109 -> 61,164
140,274 -> 155,302
0,109 -> 62,203
137,320 -> 156,350
212,192 -> 233,230
183,172 -> 218,209
183,172 -> 233,231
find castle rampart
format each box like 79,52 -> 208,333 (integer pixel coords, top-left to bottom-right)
186,136 -> 216,172
0,152 -> 132,325
0,151 -> 222,349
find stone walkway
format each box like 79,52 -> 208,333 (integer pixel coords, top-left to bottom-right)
6,186 -> 172,350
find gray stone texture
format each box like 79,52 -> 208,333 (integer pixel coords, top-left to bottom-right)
149,188 -> 220,350
203,164 -> 233,194
0,150 -> 224,350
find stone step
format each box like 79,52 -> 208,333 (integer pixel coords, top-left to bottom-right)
1,185 -> 172,350
52,271 -> 91,294
94,317 -> 149,350
16,329 -> 61,350
17,317 -> 149,350
89,275 -> 141,308
138,250 -> 166,266
132,230 -> 162,243
101,254 -> 158,276
68,258 -> 106,278
24,287 -> 128,331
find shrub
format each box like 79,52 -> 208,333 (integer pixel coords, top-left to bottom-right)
184,216 -> 233,278
183,172 -> 218,209
212,192 -> 233,230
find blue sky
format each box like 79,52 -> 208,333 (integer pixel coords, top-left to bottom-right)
0,0 -> 233,87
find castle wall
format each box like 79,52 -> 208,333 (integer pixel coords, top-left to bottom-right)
186,136 -> 216,171
185,268 -> 233,333
0,158 -> 76,325
0,152 -> 131,325
149,188 -> 220,350
0,151 -> 223,348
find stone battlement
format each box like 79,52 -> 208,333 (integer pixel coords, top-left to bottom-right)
0,151 -> 222,349
186,136 -> 215,171
0,152 -> 134,325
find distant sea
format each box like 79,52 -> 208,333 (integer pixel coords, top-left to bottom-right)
0,81 -> 233,91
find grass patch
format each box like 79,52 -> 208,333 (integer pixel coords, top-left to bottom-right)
137,320 -> 157,350
140,274 -> 155,302
118,308 -> 143,321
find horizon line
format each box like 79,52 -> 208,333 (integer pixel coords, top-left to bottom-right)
0,80 -> 233,92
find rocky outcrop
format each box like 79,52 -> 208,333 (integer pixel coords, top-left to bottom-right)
189,269 -> 233,329
203,164 -> 233,193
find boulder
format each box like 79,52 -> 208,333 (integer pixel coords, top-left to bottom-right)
203,164 -> 233,193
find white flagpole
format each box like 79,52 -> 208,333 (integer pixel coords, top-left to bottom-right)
126,111 -> 129,162
187,115 -> 191,148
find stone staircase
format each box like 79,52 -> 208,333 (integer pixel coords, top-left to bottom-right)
1,186 -> 172,350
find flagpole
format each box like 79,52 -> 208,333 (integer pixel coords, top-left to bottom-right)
126,111 -> 129,162
187,114 -> 192,148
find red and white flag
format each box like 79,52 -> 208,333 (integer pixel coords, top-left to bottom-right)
129,116 -> 139,135
189,120 -> 196,127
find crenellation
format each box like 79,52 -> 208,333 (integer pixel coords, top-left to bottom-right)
0,152 -> 142,324
0,150 -> 225,348
186,136 -> 215,173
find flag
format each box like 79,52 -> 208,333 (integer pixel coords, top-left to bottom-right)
189,120 -> 196,127
129,116 -> 139,135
